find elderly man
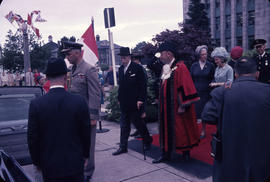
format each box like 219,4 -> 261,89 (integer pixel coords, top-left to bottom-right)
253,39 -> 270,83
152,42 -> 200,163
112,47 -> 153,156
62,41 -> 100,182
202,57 -> 270,182
28,58 -> 91,182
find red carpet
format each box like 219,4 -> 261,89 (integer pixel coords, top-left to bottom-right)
150,123 -> 216,165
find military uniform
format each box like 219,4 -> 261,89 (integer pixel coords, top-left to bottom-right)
69,59 -> 100,179
254,52 -> 270,83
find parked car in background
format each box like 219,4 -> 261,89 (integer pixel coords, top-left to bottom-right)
0,86 -> 43,165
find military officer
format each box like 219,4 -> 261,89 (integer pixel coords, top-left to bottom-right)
62,41 -> 100,182
253,39 -> 270,83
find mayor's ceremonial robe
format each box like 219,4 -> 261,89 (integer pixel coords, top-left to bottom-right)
159,61 -> 200,153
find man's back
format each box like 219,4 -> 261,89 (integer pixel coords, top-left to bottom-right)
211,77 -> 270,181
28,88 -> 91,178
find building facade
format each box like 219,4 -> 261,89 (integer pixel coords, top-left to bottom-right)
183,0 -> 270,51
96,35 -> 122,66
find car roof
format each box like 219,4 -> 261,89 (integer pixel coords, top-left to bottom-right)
0,86 -> 44,95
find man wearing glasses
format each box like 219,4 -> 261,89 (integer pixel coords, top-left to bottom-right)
253,39 -> 270,83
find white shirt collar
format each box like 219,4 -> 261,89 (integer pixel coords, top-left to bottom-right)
50,85 -> 64,89
199,60 -> 206,70
168,58 -> 175,68
260,52 -> 266,58
124,60 -> 131,73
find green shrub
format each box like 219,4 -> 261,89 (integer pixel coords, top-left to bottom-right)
100,63 -> 109,72
105,86 -> 121,122
145,104 -> 158,123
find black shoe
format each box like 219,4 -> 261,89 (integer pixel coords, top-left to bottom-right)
112,148 -> 128,156
134,134 -> 142,139
130,130 -> 140,137
181,151 -> 190,161
84,176 -> 91,182
152,156 -> 170,164
144,143 -> 152,151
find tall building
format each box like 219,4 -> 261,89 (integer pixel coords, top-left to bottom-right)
183,0 -> 270,51
96,35 -> 122,66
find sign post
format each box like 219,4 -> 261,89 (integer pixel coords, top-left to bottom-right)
104,8 -> 117,87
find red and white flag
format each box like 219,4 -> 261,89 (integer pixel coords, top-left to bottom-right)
78,23 -> 99,66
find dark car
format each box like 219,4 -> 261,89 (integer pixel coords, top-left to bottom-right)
0,86 -> 43,165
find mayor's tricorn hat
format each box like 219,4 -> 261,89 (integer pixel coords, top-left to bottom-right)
157,42 -> 177,56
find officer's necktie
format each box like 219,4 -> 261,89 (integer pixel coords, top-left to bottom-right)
72,65 -> 77,74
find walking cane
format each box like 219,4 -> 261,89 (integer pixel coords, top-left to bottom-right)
142,138 -> 146,160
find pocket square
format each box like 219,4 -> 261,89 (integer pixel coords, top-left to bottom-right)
130,74 -> 136,77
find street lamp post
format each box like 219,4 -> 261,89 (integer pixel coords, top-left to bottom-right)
21,22 -> 31,82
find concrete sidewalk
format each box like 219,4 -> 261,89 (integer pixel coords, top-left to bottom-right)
23,120 -> 212,182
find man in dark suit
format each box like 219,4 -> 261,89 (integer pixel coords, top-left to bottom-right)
202,57 -> 270,181
27,58 -> 91,182
112,47 -> 153,155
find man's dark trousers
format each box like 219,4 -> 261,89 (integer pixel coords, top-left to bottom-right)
120,109 -> 152,149
43,172 -> 84,182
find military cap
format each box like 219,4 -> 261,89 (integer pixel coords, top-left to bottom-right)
46,58 -> 68,76
157,42 -> 177,56
234,57 -> 257,75
252,39 -> 267,48
118,47 -> 132,56
61,41 -> 83,53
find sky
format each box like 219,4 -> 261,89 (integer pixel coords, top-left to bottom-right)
0,0 -> 183,49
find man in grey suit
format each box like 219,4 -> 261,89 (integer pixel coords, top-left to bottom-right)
62,41 -> 100,182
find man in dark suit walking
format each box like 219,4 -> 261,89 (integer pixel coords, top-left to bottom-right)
112,47 -> 153,155
27,58 -> 91,182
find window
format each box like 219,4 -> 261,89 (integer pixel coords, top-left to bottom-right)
216,17 -> 220,30
248,36 -> 255,49
248,11 -> 255,26
226,15 -> 231,29
225,38 -> 231,51
237,37 -> 242,46
216,39 -> 221,47
237,13 -> 242,27
216,0 -> 220,8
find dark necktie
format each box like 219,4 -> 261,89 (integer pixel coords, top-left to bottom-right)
72,65 -> 77,74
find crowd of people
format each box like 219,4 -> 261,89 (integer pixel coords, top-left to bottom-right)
21,38 -> 270,182
0,68 -> 42,87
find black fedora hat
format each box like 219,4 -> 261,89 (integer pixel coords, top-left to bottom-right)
46,58 -> 68,76
61,41 -> 83,53
118,47 -> 132,56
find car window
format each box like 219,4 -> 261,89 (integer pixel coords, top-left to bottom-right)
0,94 -> 35,122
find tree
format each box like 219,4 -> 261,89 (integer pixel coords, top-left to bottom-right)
186,0 -> 210,31
0,29 -> 49,72
132,41 -> 147,53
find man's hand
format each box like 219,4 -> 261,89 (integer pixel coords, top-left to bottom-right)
84,158 -> 89,167
137,101 -> 143,110
178,106 -> 185,114
91,120 -> 96,125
